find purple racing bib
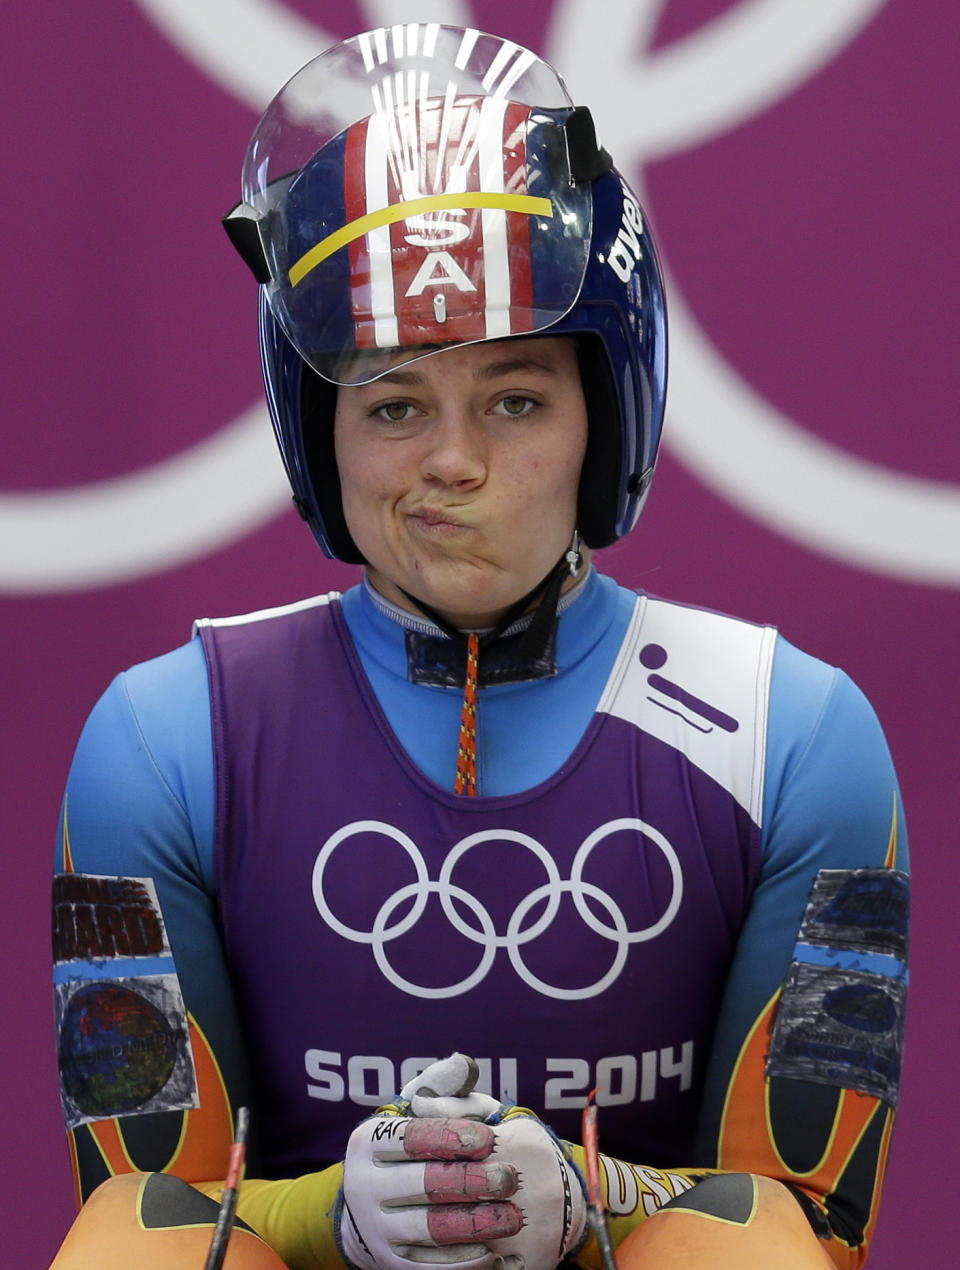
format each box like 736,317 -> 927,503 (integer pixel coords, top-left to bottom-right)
198,593 -> 774,1175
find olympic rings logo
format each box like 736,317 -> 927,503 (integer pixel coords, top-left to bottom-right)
311,818 -> 683,1001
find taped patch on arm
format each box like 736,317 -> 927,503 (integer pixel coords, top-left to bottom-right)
52,872 -> 200,1131
766,868 -> 909,1106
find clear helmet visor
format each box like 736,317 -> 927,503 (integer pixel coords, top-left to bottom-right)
241,25 -> 593,385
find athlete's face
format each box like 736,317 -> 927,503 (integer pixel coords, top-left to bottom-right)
334,336 -> 589,628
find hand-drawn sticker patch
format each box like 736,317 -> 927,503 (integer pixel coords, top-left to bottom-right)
766,868 -> 909,1107
55,975 -> 199,1131
53,872 -> 172,963
767,962 -> 905,1105
799,868 -> 909,960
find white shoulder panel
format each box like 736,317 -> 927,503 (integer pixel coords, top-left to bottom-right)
597,595 -> 776,824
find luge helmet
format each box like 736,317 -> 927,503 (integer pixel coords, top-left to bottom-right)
225,24 -> 667,562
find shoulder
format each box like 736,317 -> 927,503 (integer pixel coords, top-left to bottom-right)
74,637 -> 210,766
121,636 -> 210,723
76,635 -> 213,793
763,634 -> 905,870
61,637 -> 215,875
767,636 -> 895,797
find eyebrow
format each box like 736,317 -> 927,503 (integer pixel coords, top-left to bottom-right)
372,356 -> 560,388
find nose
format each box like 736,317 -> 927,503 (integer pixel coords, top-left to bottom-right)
419,408 -> 487,489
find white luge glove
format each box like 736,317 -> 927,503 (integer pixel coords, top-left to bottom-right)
338,1055 -> 587,1270
476,1115 -> 587,1270
339,1113 -> 522,1270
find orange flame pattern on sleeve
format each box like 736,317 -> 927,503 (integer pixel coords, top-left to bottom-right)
67,1014 -> 235,1203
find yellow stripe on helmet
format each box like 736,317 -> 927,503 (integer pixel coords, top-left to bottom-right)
288,192 -> 554,287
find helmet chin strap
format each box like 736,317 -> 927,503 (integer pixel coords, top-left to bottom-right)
514,529 -> 583,663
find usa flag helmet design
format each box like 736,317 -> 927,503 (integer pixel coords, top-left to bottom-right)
227,25 -> 667,559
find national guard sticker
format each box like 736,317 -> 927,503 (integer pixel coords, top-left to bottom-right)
53,873 -> 200,1130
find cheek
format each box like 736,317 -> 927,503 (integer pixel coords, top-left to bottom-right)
338,446 -> 392,507
334,416 -> 392,502
531,444 -> 586,506
337,454 -> 413,558
543,410 -> 588,497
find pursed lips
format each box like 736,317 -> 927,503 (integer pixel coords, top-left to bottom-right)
407,506 -> 472,534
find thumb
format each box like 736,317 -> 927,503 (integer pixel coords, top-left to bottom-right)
402,1053 -> 502,1121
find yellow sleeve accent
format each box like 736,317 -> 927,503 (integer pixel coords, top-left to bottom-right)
197,1164 -> 346,1270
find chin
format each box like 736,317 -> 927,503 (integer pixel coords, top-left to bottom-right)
405,575 -> 506,626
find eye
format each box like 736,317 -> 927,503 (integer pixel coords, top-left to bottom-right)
495,394 -> 536,417
374,400 -> 416,424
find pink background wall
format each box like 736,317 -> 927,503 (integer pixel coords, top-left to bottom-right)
3,2 -> 956,1263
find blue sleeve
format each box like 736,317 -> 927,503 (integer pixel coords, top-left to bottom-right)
694,635 -> 908,1252
703,637 -> 907,1074
54,637 -> 258,1195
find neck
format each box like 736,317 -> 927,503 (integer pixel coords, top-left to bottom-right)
366,546 -> 592,633
364,560 -> 593,637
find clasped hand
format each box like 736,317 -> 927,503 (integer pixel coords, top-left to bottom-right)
338,1054 -> 586,1270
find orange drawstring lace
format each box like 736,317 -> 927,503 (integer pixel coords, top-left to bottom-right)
454,632 -> 480,796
